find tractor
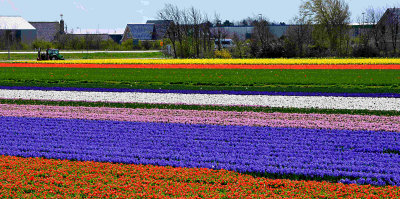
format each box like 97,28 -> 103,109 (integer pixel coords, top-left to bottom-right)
37,48 -> 64,61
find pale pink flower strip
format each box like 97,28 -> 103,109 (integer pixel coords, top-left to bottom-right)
1,103 -> 399,132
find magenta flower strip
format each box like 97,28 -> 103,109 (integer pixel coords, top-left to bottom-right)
1,103 -> 399,132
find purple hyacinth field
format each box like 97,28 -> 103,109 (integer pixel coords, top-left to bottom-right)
1,116 -> 400,186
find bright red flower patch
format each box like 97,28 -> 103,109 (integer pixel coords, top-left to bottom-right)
2,63 -> 400,69
0,155 -> 399,198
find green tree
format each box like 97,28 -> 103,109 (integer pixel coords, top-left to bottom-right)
301,0 -> 351,56
121,39 -> 134,50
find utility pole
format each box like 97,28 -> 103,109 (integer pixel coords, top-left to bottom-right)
362,12 -> 365,26
6,30 -> 11,60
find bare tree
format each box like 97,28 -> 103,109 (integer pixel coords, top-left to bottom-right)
285,14 -> 313,57
189,7 -> 202,57
158,4 -> 181,58
249,15 -> 277,57
211,13 -> 228,51
365,7 -> 385,55
158,4 -> 216,58
386,8 -> 400,55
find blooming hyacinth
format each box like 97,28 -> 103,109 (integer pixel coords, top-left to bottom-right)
1,116 -> 399,186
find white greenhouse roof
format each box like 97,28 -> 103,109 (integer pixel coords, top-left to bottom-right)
68,29 -> 124,35
0,16 -> 36,30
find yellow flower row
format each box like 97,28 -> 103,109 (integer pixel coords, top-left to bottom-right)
17,58 -> 400,65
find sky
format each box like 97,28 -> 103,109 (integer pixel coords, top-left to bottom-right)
1,0 -> 399,32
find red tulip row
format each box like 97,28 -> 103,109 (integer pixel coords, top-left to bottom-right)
2,63 -> 400,69
0,155 -> 399,198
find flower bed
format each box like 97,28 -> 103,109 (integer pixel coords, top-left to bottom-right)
3,63 -> 400,69
2,156 -> 399,198
1,59 -> 399,196
1,116 -> 400,185
1,89 -> 399,111
1,104 -> 399,132
2,86 -> 400,98
12,58 -> 400,65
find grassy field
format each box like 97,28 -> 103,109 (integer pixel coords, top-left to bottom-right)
0,52 -> 164,61
1,67 -> 399,93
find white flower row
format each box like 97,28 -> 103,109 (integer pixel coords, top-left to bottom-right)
0,89 -> 399,111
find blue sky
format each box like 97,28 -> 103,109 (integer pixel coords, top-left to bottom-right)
1,0 -> 399,31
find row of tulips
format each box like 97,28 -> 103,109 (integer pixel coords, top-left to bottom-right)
1,89 -> 399,111
14,58 -> 400,65
2,86 -> 400,98
2,155 -> 399,198
1,116 -> 400,186
1,103 -> 399,132
3,63 -> 400,69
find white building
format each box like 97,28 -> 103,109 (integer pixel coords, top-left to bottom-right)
0,16 -> 37,44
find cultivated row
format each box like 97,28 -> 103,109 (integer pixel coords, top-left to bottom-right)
1,104 -> 399,132
1,89 -> 399,111
1,116 -> 399,186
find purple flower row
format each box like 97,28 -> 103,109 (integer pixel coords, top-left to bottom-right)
1,116 -> 400,186
1,86 -> 399,98
1,103 -> 399,132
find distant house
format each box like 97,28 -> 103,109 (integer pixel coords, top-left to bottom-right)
120,20 -> 173,43
0,16 -> 37,44
68,29 -> 123,43
146,20 -> 172,39
376,8 -> 400,51
211,26 -> 254,40
29,21 -> 61,42
109,33 -> 123,44
210,25 -> 290,40
121,24 -> 156,42
70,33 -> 112,41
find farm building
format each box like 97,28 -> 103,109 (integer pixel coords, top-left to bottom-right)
68,28 -> 124,43
210,25 -> 290,40
121,24 -> 156,42
29,21 -> 62,42
121,20 -> 172,43
376,8 -> 400,51
213,23 -> 374,41
146,20 -> 172,40
109,33 -> 123,44
0,16 -> 37,44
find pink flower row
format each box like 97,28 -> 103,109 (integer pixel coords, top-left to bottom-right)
1,103 -> 399,132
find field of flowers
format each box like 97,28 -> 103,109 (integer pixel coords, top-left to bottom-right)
1,58 -> 400,197
13,57 -> 400,65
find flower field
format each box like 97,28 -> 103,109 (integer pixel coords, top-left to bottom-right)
1,59 -> 400,197
12,58 -> 400,65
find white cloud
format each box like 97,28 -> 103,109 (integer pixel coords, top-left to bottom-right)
136,9 -> 144,14
142,16 -> 152,23
73,1 -> 87,12
140,0 -> 150,6
1,0 -> 19,12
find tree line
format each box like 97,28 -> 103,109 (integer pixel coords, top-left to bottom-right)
0,33 -> 162,51
159,0 -> 400,58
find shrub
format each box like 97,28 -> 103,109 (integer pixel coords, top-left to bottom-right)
31,40 -> 53,50
214,49 -> 232,59
122,39 -> 134,50
352,45 -> 379,58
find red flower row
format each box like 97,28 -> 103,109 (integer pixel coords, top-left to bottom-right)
0,155 -> 399,198
2,63 -> 400,69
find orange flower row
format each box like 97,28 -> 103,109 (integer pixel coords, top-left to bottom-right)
0,155 -> 399,198
2,63 -> 400,69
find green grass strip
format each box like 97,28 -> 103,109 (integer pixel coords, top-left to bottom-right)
0,68 -> 399,93
1,99 -> 399,116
